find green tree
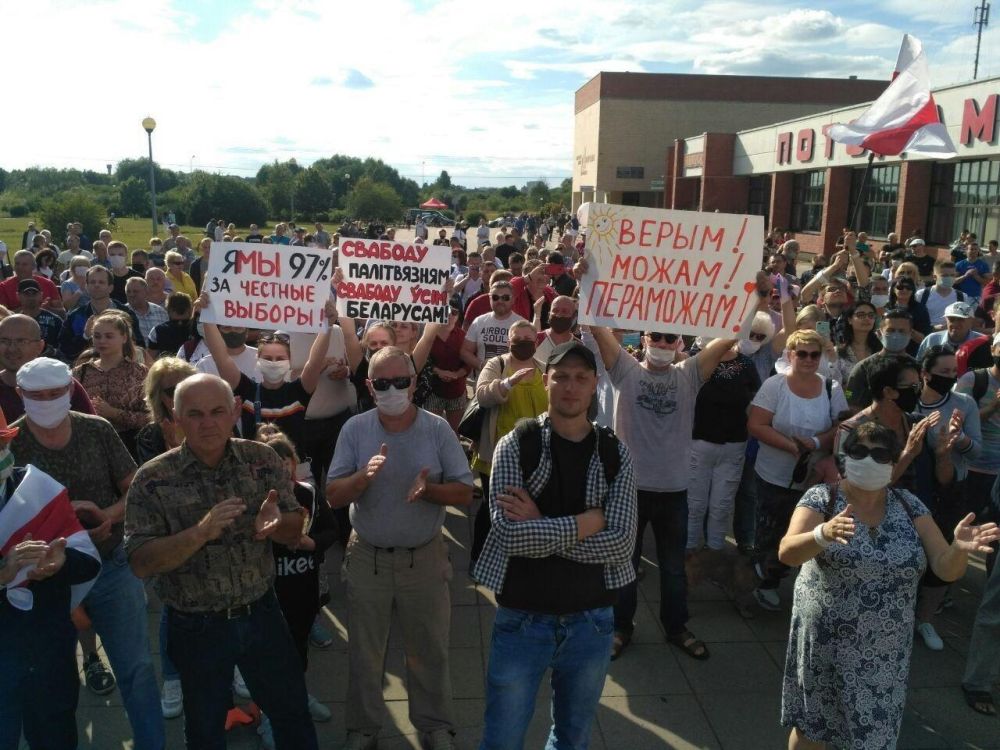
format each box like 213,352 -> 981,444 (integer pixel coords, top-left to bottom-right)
294,168 -> 333,217
346,178 -> 402,221
182,174 -> 267,226
40,188 -> 106,241
256,160 -> 299,217
434,170 -> 452,190
117,176 -> 150,217
115,158 -> 179,192
0,168 -> 6,194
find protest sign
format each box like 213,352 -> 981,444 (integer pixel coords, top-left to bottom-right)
335,239 -> 451,323
577,203 -> 763,337
199,242 -> 333,333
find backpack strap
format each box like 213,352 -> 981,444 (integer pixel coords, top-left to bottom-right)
823,481 -> 841,520
515,418 -> 621,487
973,368 -> 990,404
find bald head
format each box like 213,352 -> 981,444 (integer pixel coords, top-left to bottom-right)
174,373 -> 233,417
0,315 -> 44,372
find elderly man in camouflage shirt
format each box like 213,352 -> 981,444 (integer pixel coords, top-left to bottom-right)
125,373 -> 317,750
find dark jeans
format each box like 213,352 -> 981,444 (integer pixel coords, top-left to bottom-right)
752,475 -> 804,590
614,490 -> 689,638
733,452 -> 758,548
924,478 -> 969,588
303,411 -> 352,545
471,472 -> 491,563
167,591 -> 318,750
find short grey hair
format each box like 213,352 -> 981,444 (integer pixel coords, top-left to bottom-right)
751,311 -> 776,341
368,346 -> 415,378
173,373 -> 234,417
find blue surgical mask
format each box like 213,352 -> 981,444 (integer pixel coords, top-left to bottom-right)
882,331 -> 910,353
939,276 -> 955,289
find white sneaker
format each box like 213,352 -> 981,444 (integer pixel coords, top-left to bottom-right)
308,694 -> 332,722
257,713 -> 276,750
160,678 -> 182,719
233,666 -> 251,699
917,622 -> 944,651
342,731 -> 379,750
754,587 -> 781,611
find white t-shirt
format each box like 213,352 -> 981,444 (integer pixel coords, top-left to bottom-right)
751,373 -> 847,487
195,345 -> 259,381
917,286 -> 959,327
456,273 -> 484,306
464,311 -> 525,366
289,326 -> 355,419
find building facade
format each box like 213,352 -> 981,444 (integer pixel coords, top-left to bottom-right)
666,75 -> 1000,254
572,72 -> 886,212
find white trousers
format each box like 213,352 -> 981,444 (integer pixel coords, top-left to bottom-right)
687,439 -> 746,550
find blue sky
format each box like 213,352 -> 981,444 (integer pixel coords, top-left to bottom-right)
1,0 -> 994,188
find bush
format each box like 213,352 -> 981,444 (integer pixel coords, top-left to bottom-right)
40,188 -> 106,241
464,210 -> 486,227
8,204 -> 28,218
346,178 -> 403,222
182,174 -> 268,226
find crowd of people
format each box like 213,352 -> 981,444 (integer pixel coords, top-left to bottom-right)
1,216 -> 1000,750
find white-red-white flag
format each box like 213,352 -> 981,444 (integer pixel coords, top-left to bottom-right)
828,34 -> 956,158
0,464 -> 100,611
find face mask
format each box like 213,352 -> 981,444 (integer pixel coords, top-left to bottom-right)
845,455 -> 893,491
257,359 -> 291,383
38,267 -> 53,278
644,346 -> 675,366
870,294 -> 890,308
0,446 -> 14,485
927,373 -> 957,395
548,315 -> 575,334
109,255 -> 126,269
510,340 -> 537,361
938,276 -> 955,289
738,339 -> 762,356
882,331 -> 910,353
23,393 -> 71,429
893,386 -> 920,413
73,267 -> 86,278
374,385 -> 411,416
221,330 -> 247,349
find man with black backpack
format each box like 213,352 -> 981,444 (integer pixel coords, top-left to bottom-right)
956,332 -> 1000,521
474,340 -> 637,750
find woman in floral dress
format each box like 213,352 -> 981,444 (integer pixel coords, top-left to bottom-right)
778,421 -> 999,749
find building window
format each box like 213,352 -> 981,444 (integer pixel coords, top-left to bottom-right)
927,160 -> 1000,244
848,164 -> 899,239
748,175 -> 771,227
790,171 -> 825,232
616,166 -> 645,179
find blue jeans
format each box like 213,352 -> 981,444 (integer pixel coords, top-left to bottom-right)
480,606 -> 613,750
86,544 -> 165,750
159,608 -> 178,681
614,489 -> 689,638
167,590 -> 317,750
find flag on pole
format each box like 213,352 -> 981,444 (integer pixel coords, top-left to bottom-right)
0,464 -> 100,611
828,34 -> 957,158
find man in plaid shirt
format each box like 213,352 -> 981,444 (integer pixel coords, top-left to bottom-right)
474,340 -> 637,749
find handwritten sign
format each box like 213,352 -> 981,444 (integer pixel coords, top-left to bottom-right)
577,203 -> 763,337
335,239 -> 450,323
200,242 -> 333,333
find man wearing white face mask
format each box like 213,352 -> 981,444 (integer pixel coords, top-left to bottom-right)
106,241 -> 143,305
589,322 -> 736,662
326,346 -> 473,750
9,357 -> 165,749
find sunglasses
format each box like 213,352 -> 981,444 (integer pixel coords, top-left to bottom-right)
845,444 -> 894,465
259,332 -> 291,345
168,261 -> 184,266
646,333 -> 679,343
793,349 -> 822,360
491,294 -> 512,302
370,376 -> 412,391
852,311 -> 876,320
748,332 -> 768,342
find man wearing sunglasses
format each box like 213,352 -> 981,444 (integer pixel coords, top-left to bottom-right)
916,302 -> 985,360
461,280 -> 526,372
589,324 -> 736,661
327,347 -> 473,750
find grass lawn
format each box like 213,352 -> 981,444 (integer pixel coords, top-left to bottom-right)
0,216 -> 257,262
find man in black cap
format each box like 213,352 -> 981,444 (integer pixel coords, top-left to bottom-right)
474,340 -> 637,749
16,279 -> 62,353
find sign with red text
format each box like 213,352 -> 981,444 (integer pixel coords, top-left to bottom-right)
200,242 -> 333,333
577,203 -> 763,337
335,239 -> 451,323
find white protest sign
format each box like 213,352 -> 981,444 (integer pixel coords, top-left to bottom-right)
335,239 -> 451,323
199,242 -> 333,333
577,203 -> 764,337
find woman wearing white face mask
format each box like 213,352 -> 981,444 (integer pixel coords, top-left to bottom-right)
685,319 -> 767,553
106,241 -> 143,305
777,421 -> 999,750
197,294 -> 334,466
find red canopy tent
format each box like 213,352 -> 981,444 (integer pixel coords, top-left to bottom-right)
420,197 -> 447,209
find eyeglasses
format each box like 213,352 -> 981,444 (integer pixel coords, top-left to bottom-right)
646,332 -> 679,343
0,337 -> 40,348
491,294 -> 512,302
259,332 -> 291,345
370,376 -> 412,391
748,332 -> 768,342
852,311 -> 876,320
793,349 -> 822,360
845,443 -> 894,465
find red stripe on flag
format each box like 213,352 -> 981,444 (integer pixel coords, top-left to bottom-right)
0,488 -> 82,556
860,96 -> 940,156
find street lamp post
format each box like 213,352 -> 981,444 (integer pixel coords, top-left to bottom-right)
142,117 -> 158,236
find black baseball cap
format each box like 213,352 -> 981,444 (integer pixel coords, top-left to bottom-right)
546,340 -> 596,372
17,278 -> 40,294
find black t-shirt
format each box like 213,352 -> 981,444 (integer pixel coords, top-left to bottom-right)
235,373 -> 312,455
111,268 -> 143,304
245,233 -> 264,243
498,430 -> 615,615
494,243 -> 516,268
905,252 -> 936,278
692,355 -> 761,443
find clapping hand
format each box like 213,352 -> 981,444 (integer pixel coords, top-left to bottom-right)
254,490 -> 282,540
0,534 -> 52,585
507,367 -> 536,386
902,412 -> 938,459
938,408 -> 965,454
406,468 -> 430,503
821,504 -> 856,545
26,538 -> 67,581
953,513 -> 1000,553
364,444 -> 388,483
71,501 -> 112,544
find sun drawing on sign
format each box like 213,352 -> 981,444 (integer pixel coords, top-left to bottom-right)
585,204 -> 621,261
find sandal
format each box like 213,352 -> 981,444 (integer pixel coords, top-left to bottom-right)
611,631 -> 631,661
668,630 -> 710,661
963,687 -> 997,716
